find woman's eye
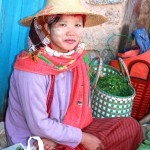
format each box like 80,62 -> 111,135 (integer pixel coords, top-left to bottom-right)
75,24 -> 82,27
60,23 -> 66,27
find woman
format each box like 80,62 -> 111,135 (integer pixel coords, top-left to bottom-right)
5,0 -> 143,150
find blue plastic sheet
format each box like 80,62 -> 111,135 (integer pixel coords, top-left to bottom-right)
132,28 -> 150,54
120,28 -> 150,54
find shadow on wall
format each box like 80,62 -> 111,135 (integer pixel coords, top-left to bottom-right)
117,0 -> 143,52
118,24 -> 130,52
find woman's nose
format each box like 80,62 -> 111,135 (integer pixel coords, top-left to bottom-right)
66,27 -> 76,36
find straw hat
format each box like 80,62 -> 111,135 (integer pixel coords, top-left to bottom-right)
20,0 -> 107,27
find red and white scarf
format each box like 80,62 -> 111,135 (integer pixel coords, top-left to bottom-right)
14,17 -> 93,129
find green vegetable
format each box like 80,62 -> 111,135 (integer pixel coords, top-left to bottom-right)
97,74 -> 132,96
90,66 -> 132,96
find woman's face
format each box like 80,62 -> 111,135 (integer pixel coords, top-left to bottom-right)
49,15 -> 84,53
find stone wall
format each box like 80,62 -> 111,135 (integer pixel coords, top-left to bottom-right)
137,0 -> 150,29
81,0 -> 144,63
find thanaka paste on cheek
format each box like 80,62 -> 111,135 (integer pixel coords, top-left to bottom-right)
51,28 -> 63,38
50,27 -> 83,38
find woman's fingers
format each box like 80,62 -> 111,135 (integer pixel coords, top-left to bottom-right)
44,142 -> 55,150
33,138 -> 57,150
42,138 -> 57,150
99,142 -> 105,150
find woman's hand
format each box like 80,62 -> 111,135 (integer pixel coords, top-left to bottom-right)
33,138 -> 57,150
81,132 -> 104,150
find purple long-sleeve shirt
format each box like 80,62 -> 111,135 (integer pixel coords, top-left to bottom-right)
5,69 -> 82,147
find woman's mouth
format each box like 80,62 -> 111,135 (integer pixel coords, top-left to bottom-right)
65,39 -> 76,44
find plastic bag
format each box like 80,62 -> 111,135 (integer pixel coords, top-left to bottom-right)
2,136 -> 44,150
132,28 -> 150,54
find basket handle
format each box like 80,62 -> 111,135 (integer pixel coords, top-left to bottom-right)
128,59 -> 150,81
90,57 -> 131,99
107,34 -> 134,59
118,57 -> 131,84
90,57 -> 131,87
90,56 -> 103,99
90,56 -> 103,89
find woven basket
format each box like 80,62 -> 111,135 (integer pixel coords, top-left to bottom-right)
128,60 -> 150,121
90,57 -> 135,118
109,33 -> 150,121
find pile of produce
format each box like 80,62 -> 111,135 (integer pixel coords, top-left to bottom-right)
89,66 -> 132,96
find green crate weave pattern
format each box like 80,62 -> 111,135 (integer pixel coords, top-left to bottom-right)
92,88 -> 134,118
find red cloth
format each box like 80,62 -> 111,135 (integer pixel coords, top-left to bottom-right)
46,75 -> 55,117
14,48 -> 93,129
56,117 -> 143,150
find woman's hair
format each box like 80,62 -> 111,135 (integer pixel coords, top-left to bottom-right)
47,15 -> 61,29
46,14 -> 86,29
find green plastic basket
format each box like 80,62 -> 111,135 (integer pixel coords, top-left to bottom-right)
90,57 -> 135,118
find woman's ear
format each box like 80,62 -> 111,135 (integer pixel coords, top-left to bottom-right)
44,23 -> 50,34
43,23 -> 51,40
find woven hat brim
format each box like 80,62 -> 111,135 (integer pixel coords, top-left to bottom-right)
20,12 -> 107,27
